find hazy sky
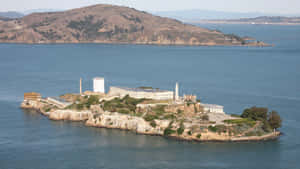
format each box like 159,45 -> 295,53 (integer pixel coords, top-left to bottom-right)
1,0 -> 300,14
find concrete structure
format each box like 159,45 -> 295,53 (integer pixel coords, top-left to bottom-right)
108,86 -> 174,100
46,97 -> 72,109
83,91 -> 106,96
175,82 -> 179,101
184,95 -> 197,102
93,77 -> 105,93
200,103 -> 224,114
24,92 -> 41,101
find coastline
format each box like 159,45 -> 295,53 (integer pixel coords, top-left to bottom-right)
20,100 -> 281,142
192,21 -> 300,26
0,40 -> 271,47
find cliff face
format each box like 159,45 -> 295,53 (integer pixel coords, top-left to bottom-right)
49,110 -> 90,121
85,112 -> 280,141
86,112 -> 169,135
0,4 -> 265,46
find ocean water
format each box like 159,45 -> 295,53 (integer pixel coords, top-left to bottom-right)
0,24 -> 299,169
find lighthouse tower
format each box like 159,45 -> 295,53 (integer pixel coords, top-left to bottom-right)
79,78 -> 82,95
175,82 -> 179,101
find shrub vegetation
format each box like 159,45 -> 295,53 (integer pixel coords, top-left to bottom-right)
164,127 -> 176,136
208,125 -> 227,134
103,95 -> 145,114
223,118 -> 256,127
150,120 -> 157,128
177,123 -> 185,135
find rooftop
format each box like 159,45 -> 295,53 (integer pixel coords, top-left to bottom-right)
93,77 -> 104,80
200,103 -> 224,109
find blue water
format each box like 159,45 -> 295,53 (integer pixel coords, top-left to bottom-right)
0,24 -> 299,169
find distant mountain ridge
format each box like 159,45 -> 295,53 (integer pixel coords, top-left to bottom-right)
196,16 -> 300,25
0,4 -> 267,46
22,9 -> 63,15
0,9 -> 62,19
154,9 -> 299,21
0,11 -> 24,18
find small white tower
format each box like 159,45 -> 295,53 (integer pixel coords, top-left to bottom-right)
93,77 -> 105,93
79,78 -> 82,95
175,82 -> 179,101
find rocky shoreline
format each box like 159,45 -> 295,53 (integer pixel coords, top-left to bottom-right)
20,100 -> 281,142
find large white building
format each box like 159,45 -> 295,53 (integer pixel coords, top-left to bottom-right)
93,77 -> 105,93
108,86 -> 174,100
200,103 -> 224,114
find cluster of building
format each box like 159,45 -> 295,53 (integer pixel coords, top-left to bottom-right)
89,77 -> 224,114
23,77 -> 224,114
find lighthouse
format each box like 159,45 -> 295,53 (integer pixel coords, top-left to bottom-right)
175,82 -> 179,101
79,78 -> 82,95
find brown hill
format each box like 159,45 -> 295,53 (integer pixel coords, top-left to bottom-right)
0,4 -> 267,46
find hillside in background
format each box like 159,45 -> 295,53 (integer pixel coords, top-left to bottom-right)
0,4 -> 267,46
0,12 -> 24,19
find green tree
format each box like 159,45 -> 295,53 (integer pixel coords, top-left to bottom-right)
268,111 -> 282,129
177,123 -> 185,135
262,120 -> 272,132
201,114 -> 209,121
241,107 -> 268,121
196,134 -> 201,138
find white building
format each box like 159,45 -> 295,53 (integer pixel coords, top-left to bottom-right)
200,103 -> 224,114
93,77 -> 105,93
108,86 -> 174,100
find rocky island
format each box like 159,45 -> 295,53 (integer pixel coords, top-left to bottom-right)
21,77 -> 281,142
0,4 -> 269,46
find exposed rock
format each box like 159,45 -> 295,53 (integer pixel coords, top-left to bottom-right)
49,109 -> 91,121
90,105 -> 104,114
86,111 -> 168,135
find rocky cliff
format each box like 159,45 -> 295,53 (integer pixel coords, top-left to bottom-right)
0,4 -> 267,46
85,111 -> 280,141
48,109 -> 90,121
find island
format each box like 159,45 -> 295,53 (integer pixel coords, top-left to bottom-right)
20,77 -> 282,142
0,4 -> 268,46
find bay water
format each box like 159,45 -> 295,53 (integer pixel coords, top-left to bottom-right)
0,24 -> 299,169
